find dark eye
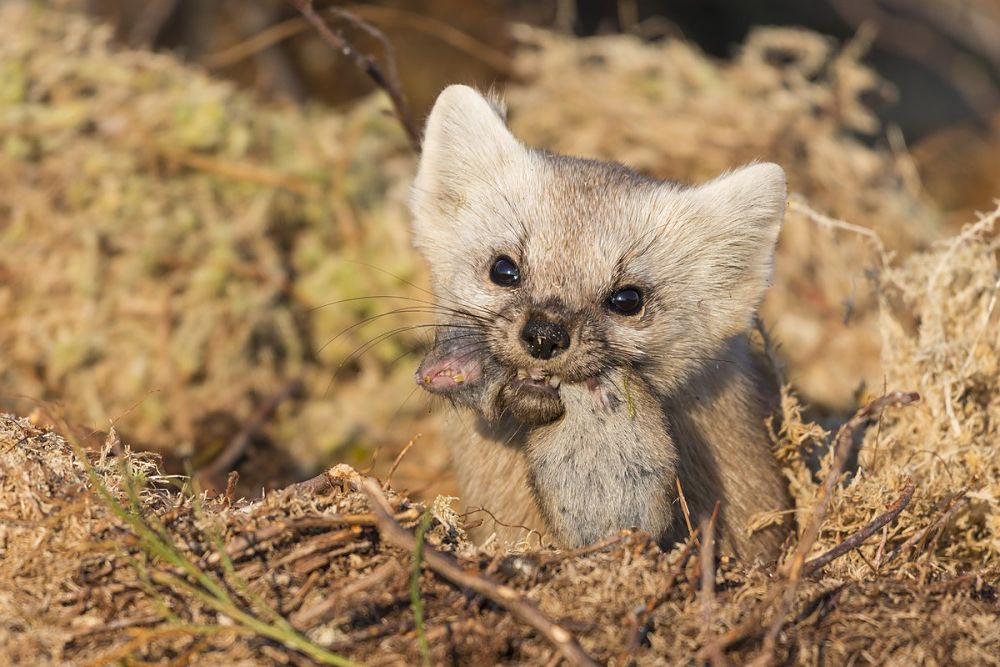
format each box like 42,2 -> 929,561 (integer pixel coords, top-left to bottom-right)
490,256 -> 520,287
607,287 -> 643,315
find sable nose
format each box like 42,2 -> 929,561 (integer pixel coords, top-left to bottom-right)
520,318 -> 570,360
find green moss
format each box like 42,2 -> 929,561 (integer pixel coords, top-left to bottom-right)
0,59 -> 27,104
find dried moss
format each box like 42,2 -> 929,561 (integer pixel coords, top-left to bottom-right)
0,3 -> 436,490
2,4 -> 999,664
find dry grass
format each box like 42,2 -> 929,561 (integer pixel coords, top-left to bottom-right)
1,4 -> 999,665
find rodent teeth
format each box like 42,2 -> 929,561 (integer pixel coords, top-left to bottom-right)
548,375 -> 561,388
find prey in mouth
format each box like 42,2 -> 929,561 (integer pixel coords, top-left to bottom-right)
512,367 -> 562,394
416,328 -> 612,426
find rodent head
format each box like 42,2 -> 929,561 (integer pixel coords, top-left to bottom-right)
410,85 -> 786,425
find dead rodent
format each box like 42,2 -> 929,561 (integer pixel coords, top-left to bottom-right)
410,85 -> 791,561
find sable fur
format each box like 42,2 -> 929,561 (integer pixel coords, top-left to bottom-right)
410,85 -> 791,559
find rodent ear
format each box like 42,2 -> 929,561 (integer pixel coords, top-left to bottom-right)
410,85 -> 524,247
681,162 -> 787,335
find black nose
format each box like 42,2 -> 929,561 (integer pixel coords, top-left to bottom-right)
520,318 -> 571,360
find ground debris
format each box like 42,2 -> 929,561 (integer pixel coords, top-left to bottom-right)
2,4 -> 1000,664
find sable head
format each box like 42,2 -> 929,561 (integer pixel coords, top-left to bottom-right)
410,85 -> 786,425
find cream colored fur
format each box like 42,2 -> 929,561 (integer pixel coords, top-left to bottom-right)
410,85 -> 791,560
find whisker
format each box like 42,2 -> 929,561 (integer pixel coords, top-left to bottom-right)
388,383 -> 424,424
318,307 -> 482,354
309,294 -> 494,328
340,258 -> 510,323
333,323 -> 477,381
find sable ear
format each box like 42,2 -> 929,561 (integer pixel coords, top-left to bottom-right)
695,161 -> 786,247
410,86 -> 524,243
681,162 -> 786,335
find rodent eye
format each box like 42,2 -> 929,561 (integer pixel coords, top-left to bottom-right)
490,256 -> 520,287
607,286 -> 643,316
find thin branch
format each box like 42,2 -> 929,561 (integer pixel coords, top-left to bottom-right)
702,392 -> 919,662
788,196 -> 893,269
878,490 -> 970,568
360,478 -> 599,667
676,477 -> 698,549
384,433 -> 420,490
535,529 -> 635,565
202,6 -> 515,76
619,533 -> 698,662
802,478 -> 915,575
292,559 -> 402,629
197,378 -> 302,485
752,391 -> 920,665
285,0 -> 421,152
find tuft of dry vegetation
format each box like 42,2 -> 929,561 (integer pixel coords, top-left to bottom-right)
2,3 -> 999,665
0,2 -> 443,496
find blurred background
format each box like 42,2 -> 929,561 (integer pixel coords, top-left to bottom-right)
2,0 -> 998,499
74,0 -> 1000,221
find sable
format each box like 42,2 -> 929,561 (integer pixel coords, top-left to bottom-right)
410,85 -> 792,559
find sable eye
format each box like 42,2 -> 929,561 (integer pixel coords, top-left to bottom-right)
490,256 -> 520,287
607,287 -> 643,315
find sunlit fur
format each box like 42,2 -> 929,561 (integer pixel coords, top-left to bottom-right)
410,85 -> 791,559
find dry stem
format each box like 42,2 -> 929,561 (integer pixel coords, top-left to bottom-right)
360,478 -> 599,667
285,0 -> 421,152
702,392 -> 920,662
802,478 -> 915,575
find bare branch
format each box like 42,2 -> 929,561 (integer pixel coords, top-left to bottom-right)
360,478 -> 599,667
878,489 -> 970,568
753,391 -> 920,664
620,533 -> 698,662
802,478 -> 915,575
285,0 -> 421,153
702,392 -> 920,663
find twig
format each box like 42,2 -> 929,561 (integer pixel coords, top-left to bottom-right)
284,469 -> 340,497
161,148 -> 320,198
197,378 -> 302,485
460,505 -> 547,546
676,478 -> 698,549
786,392 -> 919,578
618,533 -> 698,662
213,510 -> 417,565
202,5 -> 515,76
751,392 -> 919,665
58,411 -> 358,667
536,530 -> 636,565
878,492 -> 970,568
292,558 -> 402,629
223,471 -> 239,506
360,478 -> 599,667
285,0 -> 421,152
702,392 -> 919,662
269,527 -> 363,568
788,196 -> 893,269
801,479 -> 915,575
384,434 -> 421,489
